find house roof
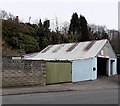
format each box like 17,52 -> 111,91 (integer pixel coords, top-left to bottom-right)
24,39 -> 109,61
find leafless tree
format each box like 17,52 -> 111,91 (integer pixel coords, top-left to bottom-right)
0,10 -> 15,20
109,30 -> 120,53
55,17 -> 59,32
0,10 -> 8,19
60,21 -> 69,34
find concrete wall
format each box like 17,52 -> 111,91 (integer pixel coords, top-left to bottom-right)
2,57 -> 46,87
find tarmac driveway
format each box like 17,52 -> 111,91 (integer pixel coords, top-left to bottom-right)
70,75 -> 119,90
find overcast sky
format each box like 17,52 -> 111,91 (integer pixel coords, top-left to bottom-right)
0,0 -> 119,30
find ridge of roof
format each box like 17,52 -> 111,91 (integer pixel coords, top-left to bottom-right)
48,39 -> 108,46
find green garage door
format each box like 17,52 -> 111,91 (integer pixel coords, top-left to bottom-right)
46,62 -> 72,84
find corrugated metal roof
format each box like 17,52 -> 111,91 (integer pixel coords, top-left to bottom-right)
24,39 -> 108,61
66,43 -> 79,52
83,40 -> 96,51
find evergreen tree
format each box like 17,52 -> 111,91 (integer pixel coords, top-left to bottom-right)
43,20 -> 50,30
38,19 -> 42,28
68,12 -> 79,35
80,15 -> 89,41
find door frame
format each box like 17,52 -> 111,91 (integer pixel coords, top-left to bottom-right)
97,57 -> 109,77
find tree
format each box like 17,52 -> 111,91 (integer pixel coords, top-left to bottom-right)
0,10 -> 8,19
55,17 -> 59,33
60,21 -> 69,34
0,10 -> 15,20
68,12 -> 80,35
109,30 -> 120,54
43,20 -> 50,30
2,10 -> 120,56
101,31 -> 109,39
38,19 -> 42,28
17,34 -> 39,53
80,15 -> 89,41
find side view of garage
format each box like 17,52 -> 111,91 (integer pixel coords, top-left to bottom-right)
24,39 -> 117,84
72,57 -> 117,83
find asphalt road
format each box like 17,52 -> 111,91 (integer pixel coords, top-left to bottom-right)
2,89 -> 118,104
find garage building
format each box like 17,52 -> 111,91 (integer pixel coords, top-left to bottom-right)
24,39 -> 117,84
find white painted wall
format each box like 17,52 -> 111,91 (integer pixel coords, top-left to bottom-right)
72,58 -> 95,82
91,57 -> 97,80
109,58 -> 117,76
72,57 -> 117,82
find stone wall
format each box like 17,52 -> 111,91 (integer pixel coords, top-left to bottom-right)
2,56 -> 46,87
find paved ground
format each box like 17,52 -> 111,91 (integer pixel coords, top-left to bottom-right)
2,89 -> 119,104
2,75 -> 119,96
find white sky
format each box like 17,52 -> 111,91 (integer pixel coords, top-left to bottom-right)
0,0 -> 119,30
